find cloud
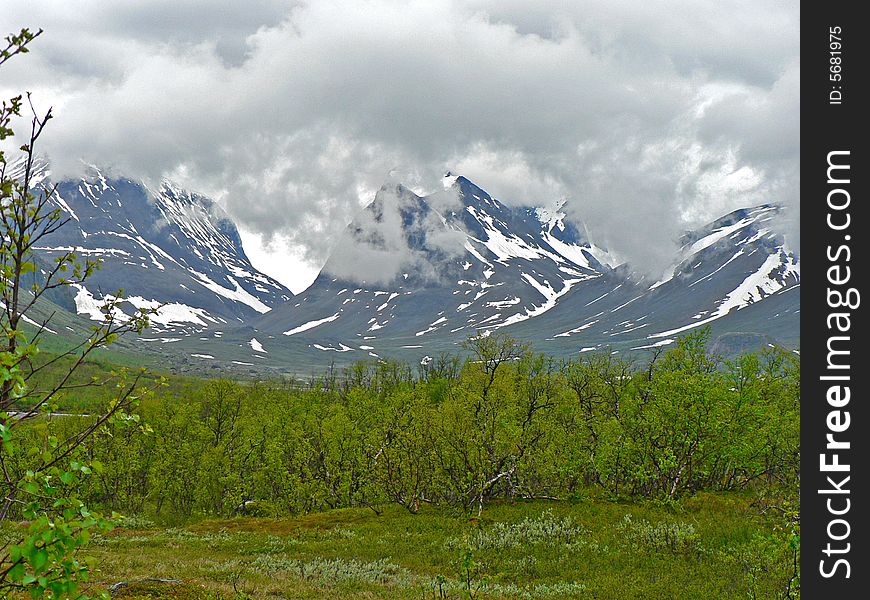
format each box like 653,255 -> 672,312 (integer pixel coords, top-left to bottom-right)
1,0 -> 799,286
322,183 -> 467,285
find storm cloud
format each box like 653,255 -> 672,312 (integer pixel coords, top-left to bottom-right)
1,0 -> 799,289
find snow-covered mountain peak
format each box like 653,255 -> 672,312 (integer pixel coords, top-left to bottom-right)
649,203 -> 793,291
442,171 -> 459,188
255,175 -> 619,347
30,164 -> 293,334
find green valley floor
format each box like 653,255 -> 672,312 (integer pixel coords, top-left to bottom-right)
83,493 -> 798,600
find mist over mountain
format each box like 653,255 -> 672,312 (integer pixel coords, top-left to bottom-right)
26,164 -> 798,373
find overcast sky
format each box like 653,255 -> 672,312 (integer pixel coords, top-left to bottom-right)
1,0 -> 799,292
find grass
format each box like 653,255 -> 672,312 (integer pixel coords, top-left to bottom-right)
79,492 -> 792,599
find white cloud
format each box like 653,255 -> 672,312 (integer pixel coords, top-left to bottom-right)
2,0 -> 799,287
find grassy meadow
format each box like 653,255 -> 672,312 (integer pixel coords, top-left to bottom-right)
81,493 -> 793,600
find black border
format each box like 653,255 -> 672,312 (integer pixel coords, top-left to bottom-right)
802,5 -> 867,596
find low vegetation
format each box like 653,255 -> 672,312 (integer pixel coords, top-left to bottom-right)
74,494 -> 794,599
8,328 -> 801,598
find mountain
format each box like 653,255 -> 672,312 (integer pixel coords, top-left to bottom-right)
24,161 -> 293,336
506,204 -> 800,355
18,161 -> 798,373
250,176 -> 611,348
246,175 -> 799,365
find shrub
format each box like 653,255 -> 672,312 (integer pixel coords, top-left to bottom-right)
618,514 -> 700,554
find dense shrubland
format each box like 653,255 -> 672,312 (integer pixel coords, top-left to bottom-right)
13,329 -> 799,521
7,331 -> 803,598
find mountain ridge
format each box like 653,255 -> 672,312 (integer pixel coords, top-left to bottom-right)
23,160 -> 294,336
19,161 -> 799,372
245,173 -> 798,365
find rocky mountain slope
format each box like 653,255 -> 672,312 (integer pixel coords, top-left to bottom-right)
20,163 -> 798,372
23,161 -> 293,336
245,175 -> 799,364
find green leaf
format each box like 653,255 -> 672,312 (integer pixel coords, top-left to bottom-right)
31,547 -> 49,571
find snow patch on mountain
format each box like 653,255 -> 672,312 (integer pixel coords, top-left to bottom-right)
714,250 -> 799,314
190,271 -> 271,314
71,284 -> 219,329
283,312 -> 341,336
416,316 -> 448,336
632,339 -> 675,350
312,342 -> 354,352
649,248 -> 799,339
534,200 -> 567,232
126,297 -> 216,327
542,233 -> 594,270
499,274 -> 587,328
